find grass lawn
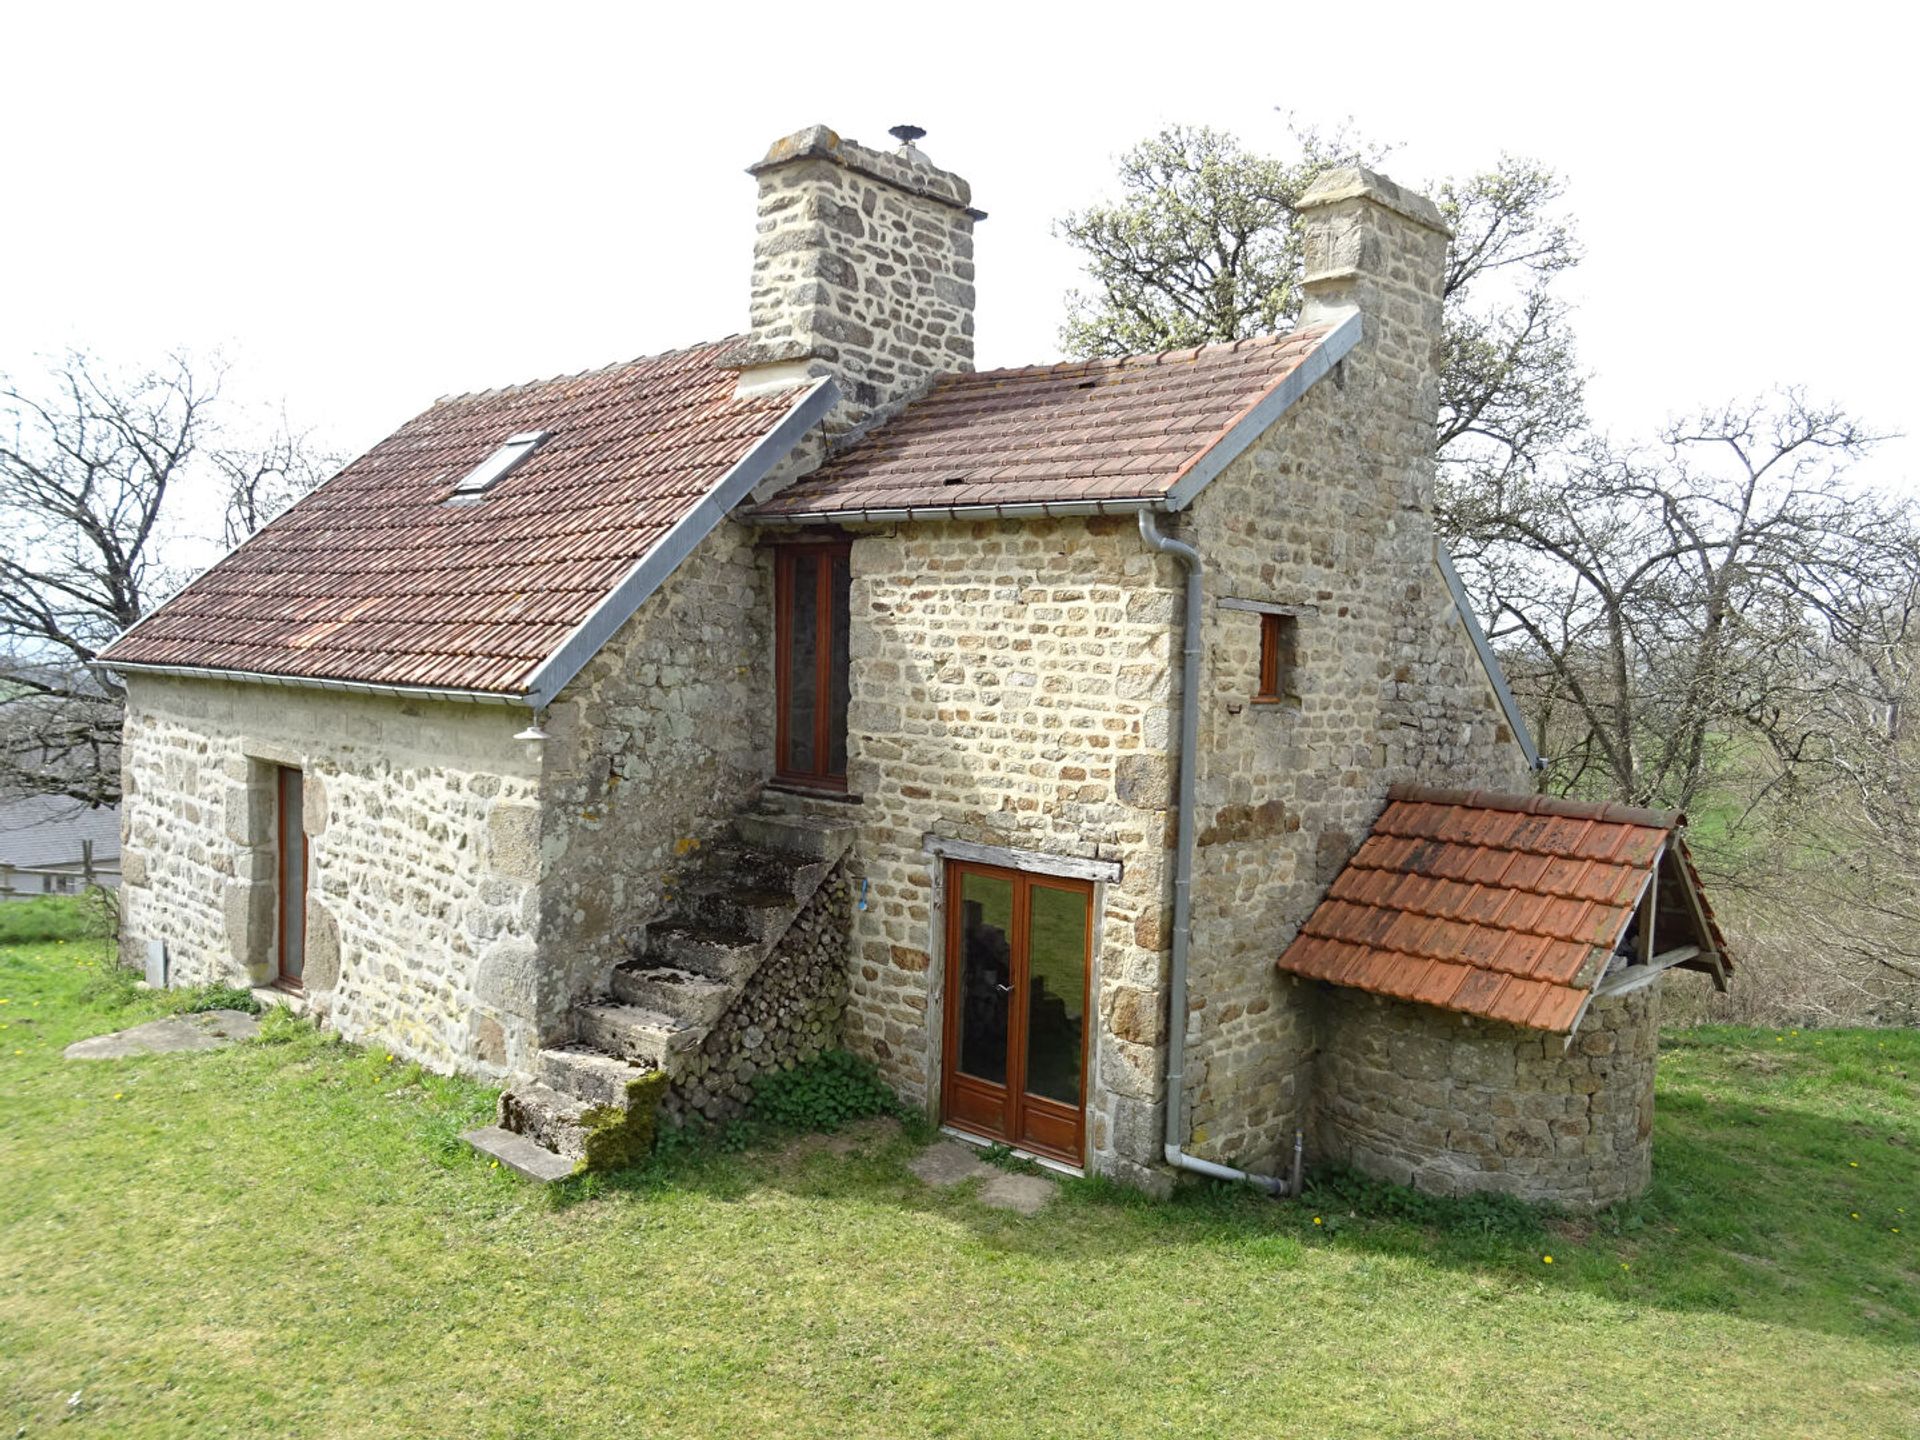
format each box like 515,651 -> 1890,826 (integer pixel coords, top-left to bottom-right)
2,912 -> 1915,1438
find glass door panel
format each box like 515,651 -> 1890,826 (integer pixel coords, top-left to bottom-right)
1023,883 -> 1088,1106
955,871 -> 1015,1084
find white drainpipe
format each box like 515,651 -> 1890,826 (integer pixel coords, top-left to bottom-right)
1138,510 -> 1301,1198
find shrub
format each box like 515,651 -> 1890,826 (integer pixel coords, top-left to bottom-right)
747,1049 -> 902,1134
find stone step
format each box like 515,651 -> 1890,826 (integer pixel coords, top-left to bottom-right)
641,923 -> 764,983
735,809 -> 857,864
688,841 -> 829,905
575,1001 -> 706,1069
609,961 -> 735,1028
535,1045 -> 652,1108
674,883 -> 798,946
498,1081 -> 591,1157
462,1124 -> 576,1183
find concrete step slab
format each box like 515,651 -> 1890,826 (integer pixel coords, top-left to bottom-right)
462,1125 -> 575,1183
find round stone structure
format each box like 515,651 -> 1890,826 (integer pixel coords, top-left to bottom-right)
1311,981 -> 1660,1211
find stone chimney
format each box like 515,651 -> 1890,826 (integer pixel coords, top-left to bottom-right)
1295,167 -> 1451,509
726,124 -> 984,432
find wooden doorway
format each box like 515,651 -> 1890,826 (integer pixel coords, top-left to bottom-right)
941,861 -> 1092,1165
773,542 -> 851,791
276,766 -> 308,989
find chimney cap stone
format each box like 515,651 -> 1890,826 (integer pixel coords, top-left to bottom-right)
1296,165 -> 1450,237
748,124 -> 986,221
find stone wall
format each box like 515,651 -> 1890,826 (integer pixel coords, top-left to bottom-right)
1173,170 -> 1534,1176
1312,983 -> 1661,1211
116,675 -> 544,1076
661,863 -> 852,1127
819,514 -> 1180,1189
731,125 -> 980,431
535,518 -> 774,1035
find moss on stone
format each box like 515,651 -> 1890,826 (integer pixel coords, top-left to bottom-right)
573,1068 -> 669,1175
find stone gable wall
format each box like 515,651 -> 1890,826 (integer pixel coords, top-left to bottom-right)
1175,379 -> 1532,1174
823,515 -> 1181,1188
535,518 -> 774,1033
1312,984 -> 1660,1210
116,676 -> 543,1076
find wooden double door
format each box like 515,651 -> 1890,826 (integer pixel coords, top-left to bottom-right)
941,862 -> 1092,1165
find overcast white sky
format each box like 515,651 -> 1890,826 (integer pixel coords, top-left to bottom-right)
3,1 -> 1912,503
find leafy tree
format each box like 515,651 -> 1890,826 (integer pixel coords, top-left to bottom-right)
1057,122 -> 1586,491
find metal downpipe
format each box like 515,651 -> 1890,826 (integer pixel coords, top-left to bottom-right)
1137,509 -> 1297,1198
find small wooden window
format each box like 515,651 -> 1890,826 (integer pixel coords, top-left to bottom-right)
1254,612 -> 1297,703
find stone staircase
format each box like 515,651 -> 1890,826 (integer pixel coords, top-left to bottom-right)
463,809 -> 856,1181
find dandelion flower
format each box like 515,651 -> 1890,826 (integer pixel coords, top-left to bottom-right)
1313,1216 -> 1323,1226
1542,1255 -> 1554,1265
1850,1161 -> 1860,1168
1851,1212 -> 1861,1220
114,1093 -> 123,1100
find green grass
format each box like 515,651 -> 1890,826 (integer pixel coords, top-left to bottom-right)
0,893 -> 101,945
1,938 -> 1915,1439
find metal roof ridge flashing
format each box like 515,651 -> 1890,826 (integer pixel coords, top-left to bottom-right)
1160,311 -> 1362,512
522,375 -> 838,709
1432,545 -> 1547,772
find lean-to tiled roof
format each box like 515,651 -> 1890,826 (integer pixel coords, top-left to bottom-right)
751,322 -> 1353,520
1278,786 -> 1729,1033
100,342 -> 828,701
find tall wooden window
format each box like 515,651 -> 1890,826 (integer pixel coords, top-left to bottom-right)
1254,611 -> 1298,704
774,543 -> 851,790
276,766 -> 308,989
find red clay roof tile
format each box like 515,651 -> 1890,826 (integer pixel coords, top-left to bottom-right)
102,339 -> 806,696
1278,786 -> 1730,1032
748,327 -> 1337,519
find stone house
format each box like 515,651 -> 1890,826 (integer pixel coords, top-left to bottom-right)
98,124 -> 1729,1207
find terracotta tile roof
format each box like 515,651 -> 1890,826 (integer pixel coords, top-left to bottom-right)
750,326 -> 1340,519
101,341 -> 815,698
1278,785 -> 1731,1032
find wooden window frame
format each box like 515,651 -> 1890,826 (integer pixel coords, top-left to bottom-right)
1253,611 -> 1297,704
773,541 -> 852,792
276,766 -> 307,991
939,860 -> 1093,1166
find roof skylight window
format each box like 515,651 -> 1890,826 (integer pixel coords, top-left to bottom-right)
453,430 -> 548,496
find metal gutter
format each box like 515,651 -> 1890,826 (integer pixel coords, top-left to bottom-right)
1137,509 -> 1296,1198
522,376 -> 838,709
755,496 -> 1158,527
92,659 -> 528,707
1434,544 -> 1546,771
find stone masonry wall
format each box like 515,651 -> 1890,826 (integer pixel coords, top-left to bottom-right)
661,862 -> 852,1127
828,515 -> 1182,1189
536,518 -> 773,1037
1176,171 -> 1534,1177
733,126 -> 979,431
1312,983 -> 1661,1211
117,675 -> 544,1076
